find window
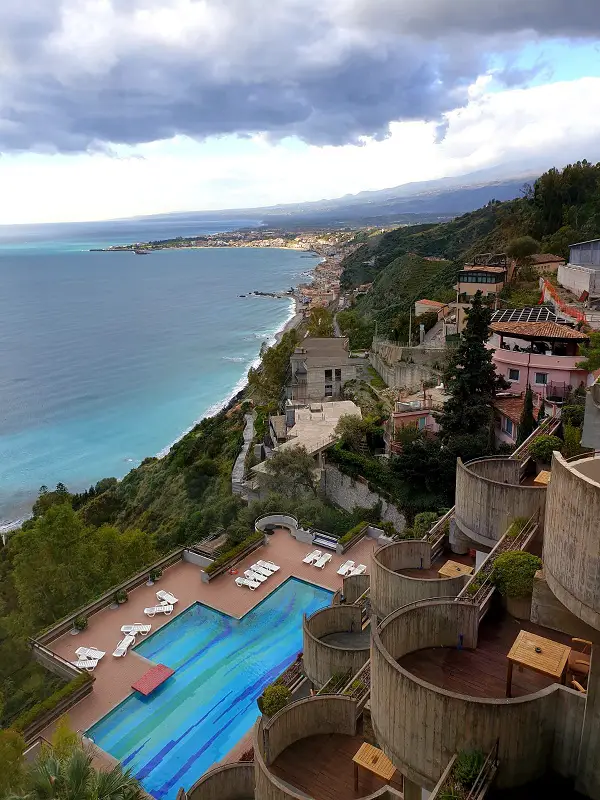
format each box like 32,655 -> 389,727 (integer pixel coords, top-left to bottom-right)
325,369 -> 332,380
508,368 -> 520,381
324,385 -> 333,397
502,418 -> 514,437
335,368 -> 341,381
535,372 -> 548,385
418,416 -> 427,430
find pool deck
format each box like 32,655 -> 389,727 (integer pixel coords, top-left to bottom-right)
44,529 -> 375,740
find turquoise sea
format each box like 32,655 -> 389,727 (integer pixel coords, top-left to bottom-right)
0,218 -> 314,527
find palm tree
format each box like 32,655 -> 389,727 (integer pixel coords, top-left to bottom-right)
20,747 -> 143,800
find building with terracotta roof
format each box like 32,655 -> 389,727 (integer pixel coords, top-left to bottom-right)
488,319 -> 589,404
414,299 -> 449,319
492,393 -> 540,446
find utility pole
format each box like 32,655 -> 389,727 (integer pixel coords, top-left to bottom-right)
408,306 -> 412,346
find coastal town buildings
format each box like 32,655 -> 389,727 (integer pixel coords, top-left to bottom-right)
414,298 -> 448,319
557,239 -> 600,301
286,337 -> 359,403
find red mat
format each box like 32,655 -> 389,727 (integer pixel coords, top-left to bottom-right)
132,664 -> 174,696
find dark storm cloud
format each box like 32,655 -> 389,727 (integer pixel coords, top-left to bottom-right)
0,0 -> 594,153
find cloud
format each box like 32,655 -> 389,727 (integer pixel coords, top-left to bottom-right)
0,0 -> 596,153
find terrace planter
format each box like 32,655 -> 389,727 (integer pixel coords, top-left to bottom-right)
505,594 -> 532,621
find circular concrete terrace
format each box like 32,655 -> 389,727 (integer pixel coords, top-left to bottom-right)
303,605 -> 370,688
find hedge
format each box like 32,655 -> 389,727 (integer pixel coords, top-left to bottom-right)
11,672 -> 93,733
205,532 -> 263,575
339,521 -> 369,547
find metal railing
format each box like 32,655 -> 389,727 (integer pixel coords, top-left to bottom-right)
467,740 -> 500,800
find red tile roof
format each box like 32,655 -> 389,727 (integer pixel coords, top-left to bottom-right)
416,299 -> 446,307
132,663 -> 174,696
493,395 -> 539,425
489,321 -> 589,341
530,253 -> 565,265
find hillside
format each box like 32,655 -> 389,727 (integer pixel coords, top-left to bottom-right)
340,160 -> 600,338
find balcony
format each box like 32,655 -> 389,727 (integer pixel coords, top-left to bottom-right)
543,452 -> 600,630
371,539 -> 473,619
370,599 -> 585,791
254,696 -> 403,800
454,457 -> 546,548
182,763 -> 254,800
303,605 -> 370,688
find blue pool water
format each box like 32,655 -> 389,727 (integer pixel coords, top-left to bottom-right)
87,578 -> 332,799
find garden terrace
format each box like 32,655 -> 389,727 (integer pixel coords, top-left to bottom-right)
371,598 -> 585,791
254,695 -> 403,800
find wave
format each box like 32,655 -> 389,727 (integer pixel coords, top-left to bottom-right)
222,356 -> 246,362
0,516 -> 29,534
155,298 -> 296,459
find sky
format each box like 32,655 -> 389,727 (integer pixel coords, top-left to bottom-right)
1,1 -> 600,224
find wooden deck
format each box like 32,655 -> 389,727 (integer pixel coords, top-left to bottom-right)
270,733 -> 404,799
399,610 -> 572,699
398,549 -> 475,580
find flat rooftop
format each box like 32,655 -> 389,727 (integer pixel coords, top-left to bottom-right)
398,609 -> 572,699
292,337 -> 355,367
44,530 -> 374,740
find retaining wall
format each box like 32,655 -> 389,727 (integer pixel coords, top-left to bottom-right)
303,605 -> 369,688
183,550 -> 214,569
454,458 -> 546,547
370,600 -> 583,791
543,453 -> 600,630
371,540 -> 466,619
184,762 -> 255,800
323,466 -> 406,533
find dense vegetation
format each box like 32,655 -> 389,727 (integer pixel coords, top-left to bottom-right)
340,160 -> 600,342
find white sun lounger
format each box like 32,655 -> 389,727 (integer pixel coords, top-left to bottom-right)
156,590 -> 178,605
144,604 -> 174,617
303,549 -> 321,564
112,634 -> 135,658
121,623 -> 151,636
245,569 -> 267,583
75,647 -> 106,661
235,576 -> 259,590
73,659 -> 98,672
337,560 -> 355,576
314,553 -> 332,569
257,559 -> 280,572
251,563 -> 272,577
349,564 -> 367,576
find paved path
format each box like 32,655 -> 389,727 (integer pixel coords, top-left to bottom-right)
231,413 -> 254,495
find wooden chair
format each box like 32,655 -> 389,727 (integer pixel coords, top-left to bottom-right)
571,679 -> 587,694
568,638 -> 592,682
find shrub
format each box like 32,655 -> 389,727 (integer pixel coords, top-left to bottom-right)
11,673 -> 92,733
149,568 -> 162,582
339,521 -> 368,547
74,615 -> 88,631
505,517 -> 529,539
491,551 -> 542,598
114,589 -> 128,604
528,435 -> 562,463
453,749 -> 485,788
260,683 -> 291,716
205,532 -> 263,575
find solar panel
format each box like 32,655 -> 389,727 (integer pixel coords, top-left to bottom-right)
491,307 -> 565,324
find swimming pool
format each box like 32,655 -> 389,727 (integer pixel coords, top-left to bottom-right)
87,577 -> 332,800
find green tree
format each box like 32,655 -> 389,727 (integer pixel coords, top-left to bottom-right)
0,728 -> 26,795
437,292 -> 509,443
307,307 -> 334,337
577,331 -> 600,372
247,328 -> 298,404
517,385 -> 537,445
262,446 -> 319,499
334,414 -> 380,453
506,236 -> 540,276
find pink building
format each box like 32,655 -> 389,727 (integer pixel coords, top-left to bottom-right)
492,394 -> 540,447
488,320 -> 589,403
384,398 -> 439,455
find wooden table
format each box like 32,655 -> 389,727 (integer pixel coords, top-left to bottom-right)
506,629 -> 571,697
353,742 -> 396,792
533,470 -> 551,486
438,559 -> 474,578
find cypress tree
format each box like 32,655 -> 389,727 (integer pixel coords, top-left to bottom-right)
437,291 -> 509,442
517,385 -> 537,445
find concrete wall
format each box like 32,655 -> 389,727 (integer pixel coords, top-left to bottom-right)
531,570 -> 600,643
254,696 -> 357,799
182,550 -> 213,568
558,263 -> 599,297
303,605 -> 370,688
576,653 -> 600,799
31,641 -> 84,681
582,381 -> 600,449
371,540 -> 466,619
185,763 -> 255,800
370,600 -> 582,791
323,465 -> 406,533
454,458 -> 546,547
543,453 -> 600,631
341,573 -> 370,604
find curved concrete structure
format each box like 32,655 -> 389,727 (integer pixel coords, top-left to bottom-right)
370,600 -> 584,791
454,457 -> 546,547
339,573 -> 370,604
303,605 -> 370,688
371,540 -> 466,619
184,763 -> 255,800
254,514 -> 299,535
543,452 -> 600,630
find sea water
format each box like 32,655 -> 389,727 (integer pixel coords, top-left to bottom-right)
0,220 -> 314,526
